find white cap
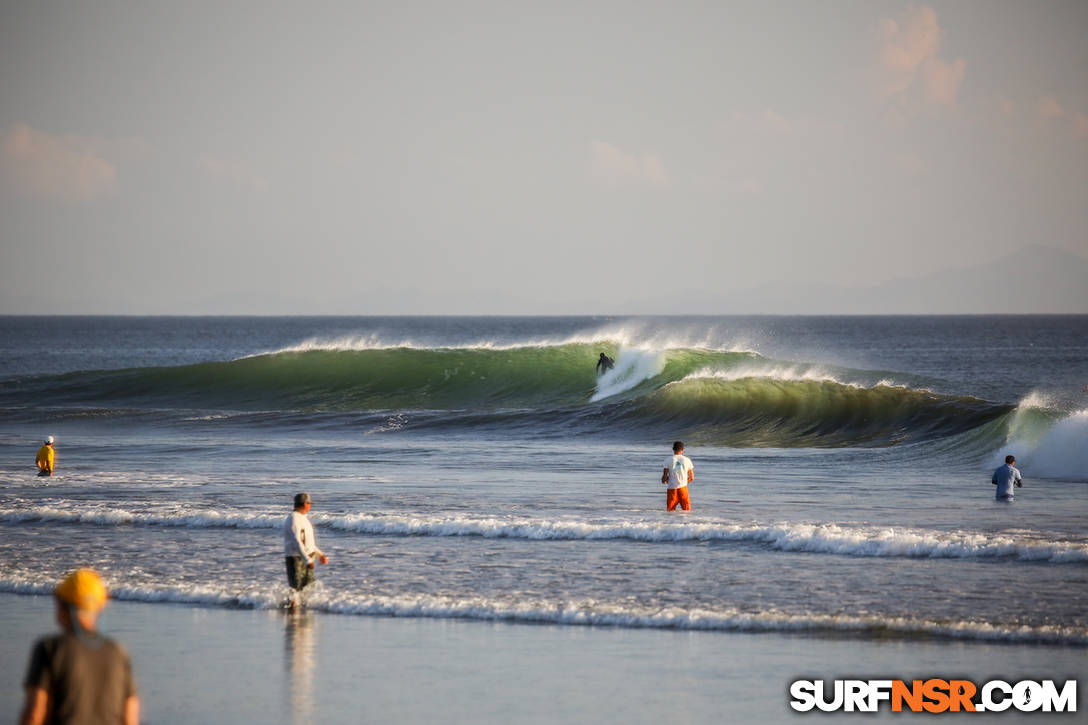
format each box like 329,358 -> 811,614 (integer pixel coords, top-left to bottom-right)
45,436 -> 54,444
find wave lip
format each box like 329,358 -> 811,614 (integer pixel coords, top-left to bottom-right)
6,506 -> 1086,563
1,579 -> 1083,645
257,325 -> 763,356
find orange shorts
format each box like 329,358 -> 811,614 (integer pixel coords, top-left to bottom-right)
667,486 -> 690,511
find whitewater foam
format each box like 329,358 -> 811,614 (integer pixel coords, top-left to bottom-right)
0,505 -> 281,529
2,579 -> 1083,645
1017,391 -> 1057,411
679,364 -> 912,391
590,349 -> 666,401
682,364 -> 849,385
6,505 -> 1085,563
995,408 -> 1088,481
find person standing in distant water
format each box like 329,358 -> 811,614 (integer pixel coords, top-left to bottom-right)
596,352 -> 615,375
21,569 -> 139,725
284,493 -> 329,606
661,441 -> 694,511
35,436 -> 55,477
992,454 -> 1023,501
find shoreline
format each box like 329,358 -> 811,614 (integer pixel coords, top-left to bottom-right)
5,579 -> 1084,648
2,592 -> 1083,724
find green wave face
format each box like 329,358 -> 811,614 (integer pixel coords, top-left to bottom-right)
620,377 -> 1013,447
11,344 -> 756,411
1,344 -> 1014,447
259,345 -> 610,409
115,345 -> 610,410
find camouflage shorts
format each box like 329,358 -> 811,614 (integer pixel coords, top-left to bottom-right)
285,556 -> 315,591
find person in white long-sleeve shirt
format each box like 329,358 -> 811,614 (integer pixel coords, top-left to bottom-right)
284,493 -> 328,601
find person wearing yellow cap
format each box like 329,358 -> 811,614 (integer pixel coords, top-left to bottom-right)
20,569 -> 139,725
35,436 -> 55,477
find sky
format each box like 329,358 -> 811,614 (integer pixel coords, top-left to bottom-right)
1,0 -> 1086,314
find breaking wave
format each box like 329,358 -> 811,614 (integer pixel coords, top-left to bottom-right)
0,342 -> 1015,447
989,396 -> 1088,481
4,506 -> 1085,563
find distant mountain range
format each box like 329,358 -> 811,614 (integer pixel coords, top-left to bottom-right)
2,244 -> 1085,315
693,244 -> 1088,315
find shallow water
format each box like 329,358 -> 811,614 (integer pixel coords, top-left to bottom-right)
1,316 -> 1086,648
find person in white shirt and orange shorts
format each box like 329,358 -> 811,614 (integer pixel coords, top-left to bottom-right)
661,441 -> 694,511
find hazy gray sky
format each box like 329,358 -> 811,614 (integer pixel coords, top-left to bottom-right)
1,0 -> 1085,314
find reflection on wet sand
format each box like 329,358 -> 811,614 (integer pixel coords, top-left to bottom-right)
284,610 -> 315,725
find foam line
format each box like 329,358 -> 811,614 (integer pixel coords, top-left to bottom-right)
4,506 -> 1085,563
1,579 -> 1083,645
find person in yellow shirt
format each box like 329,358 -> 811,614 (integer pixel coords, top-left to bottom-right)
36,436 -> 55,477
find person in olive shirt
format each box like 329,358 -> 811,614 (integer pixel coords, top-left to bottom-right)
21,569 -> 139,725
36,436 -> 55,477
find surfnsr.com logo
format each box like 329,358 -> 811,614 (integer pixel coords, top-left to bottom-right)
789,679 -> 1077,713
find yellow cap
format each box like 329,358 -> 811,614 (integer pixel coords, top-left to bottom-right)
54,569 -> 108,612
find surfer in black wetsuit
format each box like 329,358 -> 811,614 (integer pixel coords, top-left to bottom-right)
596,352 -> 615,375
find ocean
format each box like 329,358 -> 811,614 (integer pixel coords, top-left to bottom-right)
1,315 -> 1085,721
